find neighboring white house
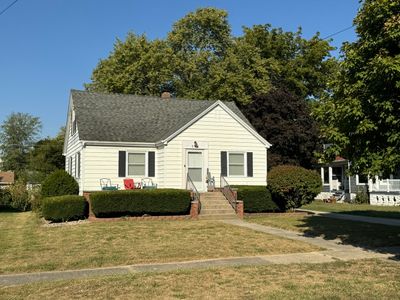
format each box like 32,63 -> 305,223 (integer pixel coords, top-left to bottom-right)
316,156 -> 400,206
63,90 -> 271,195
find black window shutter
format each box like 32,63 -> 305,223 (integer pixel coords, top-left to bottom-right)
148,151 -> 155,177
118,151 -> 126,177
221,151 -> 227,176
247,152 -> 253,177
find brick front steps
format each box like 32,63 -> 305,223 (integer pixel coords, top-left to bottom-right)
199,192 -> 238,220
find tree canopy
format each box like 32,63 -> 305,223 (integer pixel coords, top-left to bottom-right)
313,0 -> 400,177
86,7 -> 336,168
28,127 -> 65,182
0,112 -> 42,173
240,88 -> 321,168
86,8 -> 334,104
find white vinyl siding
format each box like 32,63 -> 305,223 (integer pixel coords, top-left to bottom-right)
163,105 -> 267,188
82,146 -> 157,191
64,107 -> 84,194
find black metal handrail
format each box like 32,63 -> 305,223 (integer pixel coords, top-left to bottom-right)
206,168 -> 215,191
220,175 -> 236,210
186,173 -> 201,213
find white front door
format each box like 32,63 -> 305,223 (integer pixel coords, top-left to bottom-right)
187,151 -> 204,192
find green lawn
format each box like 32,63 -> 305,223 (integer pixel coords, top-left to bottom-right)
0,212 -> 319,274
246,213 -> 400,248
1,259 -> 399,299
302,201 -> 400,219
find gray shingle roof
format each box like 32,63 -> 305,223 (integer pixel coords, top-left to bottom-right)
71,90 -> 254,143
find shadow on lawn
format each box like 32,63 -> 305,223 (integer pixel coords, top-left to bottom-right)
327,209 -> 400,220
296,214 -> 400,260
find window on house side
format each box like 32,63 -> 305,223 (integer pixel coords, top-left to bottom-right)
128,153 -> 146,176
357,174 -> 368,184
323,167 -> 329,184
69,157 -> 73,175
228,153 -> 244,176
76,152 -> 81,178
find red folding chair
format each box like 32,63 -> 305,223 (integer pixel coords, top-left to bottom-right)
124,178 -> 135,190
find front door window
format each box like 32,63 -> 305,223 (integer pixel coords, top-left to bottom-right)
187,151 -> 203,191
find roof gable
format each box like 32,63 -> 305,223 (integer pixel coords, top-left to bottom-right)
69,90 -> 267,146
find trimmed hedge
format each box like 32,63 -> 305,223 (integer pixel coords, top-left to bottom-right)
42,195 -> 88,222
233,185 -> 280,213
41,170 -> 79,197
90,189 -> 191,217
268,165 -> 322,210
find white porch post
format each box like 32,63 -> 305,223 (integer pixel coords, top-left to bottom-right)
329,167 -> 333,191
320,167 -> 324,185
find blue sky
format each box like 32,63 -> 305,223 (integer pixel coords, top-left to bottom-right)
0,0 -> 360,138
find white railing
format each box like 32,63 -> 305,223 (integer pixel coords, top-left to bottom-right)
370,179 -> 400,192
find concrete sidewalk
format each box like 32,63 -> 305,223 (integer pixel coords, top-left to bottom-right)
296,209 -> 400,227
0,250 -> 392,286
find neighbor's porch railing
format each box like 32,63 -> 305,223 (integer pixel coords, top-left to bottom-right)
186,173 -> 201,213
370,179 -> 400,193
220,175 -> 236,210
206,168 -> 215,191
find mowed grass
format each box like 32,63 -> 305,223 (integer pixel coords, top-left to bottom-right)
303,201 -> 400,219
0,212 -> 319,274
1,259 -> 399,299
246,213 -> 400,248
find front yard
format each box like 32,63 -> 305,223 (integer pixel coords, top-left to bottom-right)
246,213 -> 400,248
1,259 -> 399,299
0,212 -> 319,274
302,201 -> 400,219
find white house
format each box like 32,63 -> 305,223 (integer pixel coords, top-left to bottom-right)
316,156 -> 400,206
63,90 -> 271,195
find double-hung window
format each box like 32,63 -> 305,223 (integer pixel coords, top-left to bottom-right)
75,152 -> 81,178
228,153 -> 245,176
128,153 -> 146,176
323,167 -> 329,184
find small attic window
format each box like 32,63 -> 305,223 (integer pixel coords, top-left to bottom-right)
71,110 -> 77,135
72,119 -> 77,135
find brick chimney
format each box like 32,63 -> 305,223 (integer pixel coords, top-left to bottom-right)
161,91 -> 171,99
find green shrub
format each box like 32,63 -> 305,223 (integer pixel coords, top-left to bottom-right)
8,180 -> 30,211
41,195 -> 88,222
268,165 -> 322,211
28,185 -> 42,212
41,170 -> 79,197
354,188 -> 369,204
90,189 -> 191,217
0,188 -> 12,208
233,185 -> 280,212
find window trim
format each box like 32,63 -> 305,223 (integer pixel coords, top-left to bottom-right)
127,151 -> 147,177
68,156 -> 73,175
323,167 -> 330,185
75,152 -> 81,179
356,174 -> 368,185
227,152 -> 246,177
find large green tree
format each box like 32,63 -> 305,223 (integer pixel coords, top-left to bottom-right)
314,0 -> 400,177
28,127 -> 65,182
240,25 -> 336,99
240,88 -> 321,168
86,7 -> 336,167
87,9 -> 334,104
86,34 -> 175,95
0,113 -> 42,173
